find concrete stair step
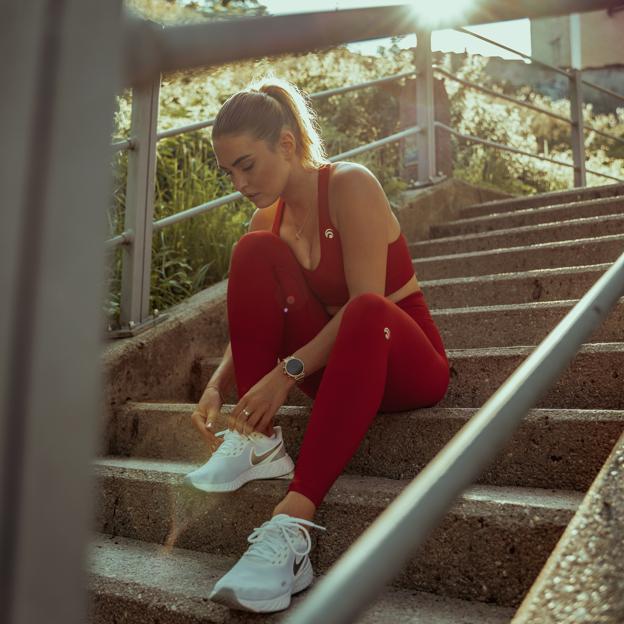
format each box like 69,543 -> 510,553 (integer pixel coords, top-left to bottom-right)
432,299 -> 624,349
413,234 -> 624,279
92,458 -> 582,607
196,341 -> 624,409
106,402 -> 624,492
89,533 -> 516,623
409,214 -> 624,258
431,196 -> 623,238
458,182 -> 624,219
442,342 -> 624,409
420,263 -> 611,308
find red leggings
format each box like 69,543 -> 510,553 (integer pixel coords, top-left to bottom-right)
227,230 -> 450,508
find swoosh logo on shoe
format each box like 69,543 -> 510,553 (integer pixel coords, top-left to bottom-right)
250,440 -> 283,465
293,555 -> 306,576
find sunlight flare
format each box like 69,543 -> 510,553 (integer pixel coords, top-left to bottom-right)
410,0 -> 477,30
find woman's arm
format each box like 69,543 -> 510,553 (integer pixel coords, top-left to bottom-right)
205,340 -> 236,397
287,302 -> 349,378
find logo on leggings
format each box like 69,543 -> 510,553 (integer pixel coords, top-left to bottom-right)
324,228 -> 334,239
384,327 -> 391,340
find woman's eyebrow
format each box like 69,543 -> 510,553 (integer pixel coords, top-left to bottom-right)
220,154 -> 252,171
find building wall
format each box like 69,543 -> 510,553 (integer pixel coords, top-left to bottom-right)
531,8 -> 624,69
531,15 -> 572,68
579,9 -> 624,68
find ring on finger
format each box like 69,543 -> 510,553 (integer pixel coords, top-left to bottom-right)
242,408 -> 251,417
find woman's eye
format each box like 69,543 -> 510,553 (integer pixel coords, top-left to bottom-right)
243,164 -> 254,172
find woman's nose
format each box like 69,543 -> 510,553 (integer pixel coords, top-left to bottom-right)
231,172 -> 247,194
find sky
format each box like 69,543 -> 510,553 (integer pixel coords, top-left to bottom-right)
254,0 -> 531,59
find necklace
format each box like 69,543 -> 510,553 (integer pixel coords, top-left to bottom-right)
294,203 -> 314,240
291,169 -> 320,240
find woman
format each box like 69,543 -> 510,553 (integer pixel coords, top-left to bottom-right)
186,76 -> 450,613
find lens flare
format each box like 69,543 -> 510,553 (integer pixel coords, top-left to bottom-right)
410,0 -> 476,30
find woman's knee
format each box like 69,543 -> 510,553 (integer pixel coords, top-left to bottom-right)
341,293 -> 390,336
230,230 -> 289,270
343,293 -> 388,318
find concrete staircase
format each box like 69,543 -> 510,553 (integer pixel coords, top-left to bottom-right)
90,181 -> 624,622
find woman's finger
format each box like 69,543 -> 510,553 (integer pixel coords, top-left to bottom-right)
245,408 -> 265,435
191,411 -> 220,450
230,403 -> 251,433
256,413 -> 274,437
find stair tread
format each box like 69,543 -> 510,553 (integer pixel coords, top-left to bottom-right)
460,182 -> 623,213
420,262 -> 612,286
93,456 -> 584,512
431,297 -> 624,315
440,195 -> 623,229
413,233 -> 624,263
89,532 -> 516,623
118,401 -> 624,424
411,213 -> 624,247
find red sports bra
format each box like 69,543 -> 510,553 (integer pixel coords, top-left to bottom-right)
271,163 -> 416,307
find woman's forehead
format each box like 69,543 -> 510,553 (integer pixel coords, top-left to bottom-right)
214,133 -> 262,162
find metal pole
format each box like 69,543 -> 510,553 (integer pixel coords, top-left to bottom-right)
117,72 -> 161,335
0,1 -> 123,622
569,68 -> 587,187
414,29 -> 436,184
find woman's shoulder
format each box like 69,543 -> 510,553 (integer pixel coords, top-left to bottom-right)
329,161 -> 383,202
330,160 -> 377,183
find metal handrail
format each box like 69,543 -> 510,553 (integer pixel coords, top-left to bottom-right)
285,249 -> 624,624
110,69 -> 418,151
433,65 -> 572,124
452,26 -> 624,147
453,25 -> 572,77
585,123 -> 624,147
124,1 -> 609,86
435,122 -> 624,183
105,125 -> 422,249
309,70 -> 417,100
580,77 -> 624,104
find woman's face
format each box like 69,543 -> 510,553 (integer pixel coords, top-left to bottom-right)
213,131 -> 292,209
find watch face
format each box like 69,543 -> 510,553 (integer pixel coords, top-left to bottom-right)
286,358 -> 304,375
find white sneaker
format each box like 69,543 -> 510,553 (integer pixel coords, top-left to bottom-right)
183,425 -> 295,492
209,513 -> 327,612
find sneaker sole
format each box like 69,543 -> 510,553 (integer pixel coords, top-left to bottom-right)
209,558 -> 314,612
184,454 -> 295,493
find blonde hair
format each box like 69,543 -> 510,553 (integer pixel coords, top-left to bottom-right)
211,75 -> 329,170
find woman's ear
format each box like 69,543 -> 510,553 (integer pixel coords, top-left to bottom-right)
278,128 -> 297,160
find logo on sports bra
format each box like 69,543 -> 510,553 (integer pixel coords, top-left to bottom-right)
324,228 -> 334,239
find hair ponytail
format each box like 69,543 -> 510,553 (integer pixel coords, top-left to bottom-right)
212,75 -> 329,170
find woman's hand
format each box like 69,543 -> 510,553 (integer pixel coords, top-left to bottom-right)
229,364 -> 296,436
190,386 -> 224,451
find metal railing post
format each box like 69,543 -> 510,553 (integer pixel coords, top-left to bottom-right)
414,29 -> 436,184
116,73 -> 163,336
569,68 -> 587,187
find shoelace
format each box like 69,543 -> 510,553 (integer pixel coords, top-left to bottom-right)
213,428 -> 276,456
213,428 -> 248,456
243,515 -> 327,565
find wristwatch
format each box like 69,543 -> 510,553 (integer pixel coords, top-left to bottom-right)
282,355 -> 305,382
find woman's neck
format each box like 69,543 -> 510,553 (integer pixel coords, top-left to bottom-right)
280,164 -> 320,225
